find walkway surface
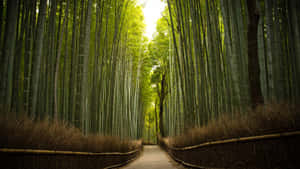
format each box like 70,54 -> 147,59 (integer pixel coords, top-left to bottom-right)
122,145 -> 184,169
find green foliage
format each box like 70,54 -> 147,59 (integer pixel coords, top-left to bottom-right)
1,0 -> 299,144
0,0 -> 150,140
162,0 -> 300,137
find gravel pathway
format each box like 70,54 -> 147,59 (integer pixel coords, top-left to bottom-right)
122,145 -> 185,169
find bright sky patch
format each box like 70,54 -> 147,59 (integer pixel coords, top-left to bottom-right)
138,0 -> 166,40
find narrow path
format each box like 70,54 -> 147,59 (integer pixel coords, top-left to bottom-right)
122,145 -> 184,169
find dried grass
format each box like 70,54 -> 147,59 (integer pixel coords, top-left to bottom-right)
170,103 -> 300,148
0,115 -> 141,153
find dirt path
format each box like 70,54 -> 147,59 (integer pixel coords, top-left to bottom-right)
122,145 -> 184,169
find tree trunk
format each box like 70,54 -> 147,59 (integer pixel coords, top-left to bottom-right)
1,0 -> 19,113
247,0 -> 264,109
29,0 -> 47,116
0,0 -> 3,47
159,74 -> 166,137
80,0 -> 93,134
54,0 -> 69,119
154,99 -> 159,142
23,0 -> 36,114
69,0 -> 78,124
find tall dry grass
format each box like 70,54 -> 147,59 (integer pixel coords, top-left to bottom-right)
0,115 -> 140,153
170,103 -> 300,148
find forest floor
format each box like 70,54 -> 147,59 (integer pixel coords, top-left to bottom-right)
122,145 -> 185,169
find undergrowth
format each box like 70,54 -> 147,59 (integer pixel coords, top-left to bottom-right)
0,115 -> 141,153
168,103 -> 300,148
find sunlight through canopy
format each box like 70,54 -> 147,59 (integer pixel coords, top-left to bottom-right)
138,0 -> 166,40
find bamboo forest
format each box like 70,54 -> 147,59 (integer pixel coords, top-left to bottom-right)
1,0 -> 300,169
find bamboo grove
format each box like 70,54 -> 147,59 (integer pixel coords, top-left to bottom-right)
160,0 -> 300,137
1,0 -> 300,142
0,0 -> 150,139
